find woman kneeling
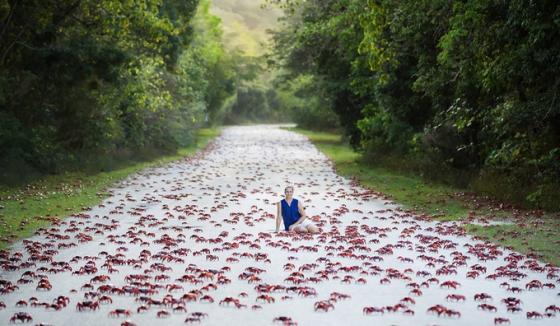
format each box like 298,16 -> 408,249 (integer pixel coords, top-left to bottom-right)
275,186 -> 319,234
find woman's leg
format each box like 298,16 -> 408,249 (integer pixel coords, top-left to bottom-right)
296,226 -> 308,233
289,224 -> 308,233
298,219 -> 318,234
305,225 -> 320,234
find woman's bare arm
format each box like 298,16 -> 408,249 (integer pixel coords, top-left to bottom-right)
293,201 -> 307,225
275,202 -> 282,232
298,201 -> 307,218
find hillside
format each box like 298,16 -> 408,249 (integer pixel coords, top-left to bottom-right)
210,0 -> 283,56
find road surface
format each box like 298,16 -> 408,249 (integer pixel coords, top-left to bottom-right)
0,125 -> 558,325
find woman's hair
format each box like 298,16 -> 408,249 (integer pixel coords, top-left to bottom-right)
284,185 -> 294,193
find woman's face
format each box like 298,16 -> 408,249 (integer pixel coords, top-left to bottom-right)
285,187 -> 294,198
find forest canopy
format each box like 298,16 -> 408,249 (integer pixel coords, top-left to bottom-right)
0,0 -> 236,181
1,0 -> 558,209
267,0 -> 560,209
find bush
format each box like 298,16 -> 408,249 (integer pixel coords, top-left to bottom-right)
292,102 -> 340,131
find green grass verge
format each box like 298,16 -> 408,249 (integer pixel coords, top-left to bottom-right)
465,222 -> 560,266
288,127 -> 560,266
0,128 -> 221,249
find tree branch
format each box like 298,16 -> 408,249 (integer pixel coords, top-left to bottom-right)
0,0 -> 19,43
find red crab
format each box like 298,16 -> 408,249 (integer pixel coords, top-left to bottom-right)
166,284 -> 183,292
184,317 -> 201,323
182,293 -> 198,302
400,297 -> 416,305
440,280 -> 460,289
219,297 -> 240,306
446,294 -> 466,302
446,309 -> 461,318
507,306 -> 522,313
494,317 -> 510,325
545,305 -> 560,313
109,309 -> 132,317
137,305 -> 149,313
190,312 -> 208,319
478,304 -> 497,312
155,274 -> 170,282
9,312 -> 32,323
427,304 -> 447,316
474,293 -> 492,301
273,316 -> 295,325
99,296 -> 113,304
363,306 -> 384,315
90,275 -> 111,283
403,309 -> 415,316
330,292 -> 350,301
525,280 -> 542,290
507,287 -> 522,293
36,279 -> 52,291
234,302 -> 247,309
120,321 -> 136,326
526,311 -> 543,319
256,294 -> 275,303
199,295 -> 214,303
76,301 -> 99,311
314,301 -> 334,312
54,296 -> 70,307
169,303 -> 185,313
156,310 -> 170,318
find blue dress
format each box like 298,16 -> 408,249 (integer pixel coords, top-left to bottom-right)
281,198 -> 301,231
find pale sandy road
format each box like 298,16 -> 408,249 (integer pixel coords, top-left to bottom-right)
0,125 -> 558,326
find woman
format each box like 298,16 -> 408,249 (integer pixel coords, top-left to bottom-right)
275,186 -> 319,233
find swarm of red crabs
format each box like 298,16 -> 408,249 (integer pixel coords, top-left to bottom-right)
0,127 -> 558,325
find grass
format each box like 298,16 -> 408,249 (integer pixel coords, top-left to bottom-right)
288,127 -> 560,266
0,128 -> 221,249
465,222 -> 560,265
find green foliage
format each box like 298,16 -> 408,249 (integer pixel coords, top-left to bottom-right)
423,0 -> 560,207
270,0 -> 373,145
224,85 -> 268,124
0,0 -> 235,184
271,0 -> 560,210
216,53 -> 293,125
357,104 -> 414,156
284,75 -> 339,131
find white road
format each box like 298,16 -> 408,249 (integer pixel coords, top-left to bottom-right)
0,125 -> 558,326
